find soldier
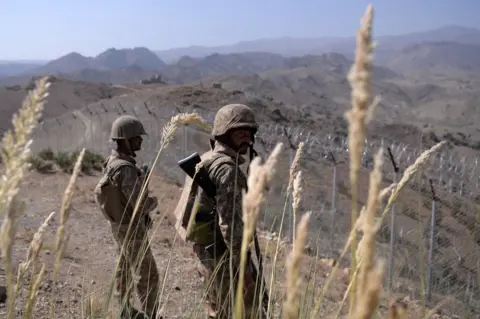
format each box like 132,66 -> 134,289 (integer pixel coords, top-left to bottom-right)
173,104 -> 269,318
94,115 -> 160,319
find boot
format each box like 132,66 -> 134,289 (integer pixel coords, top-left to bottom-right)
145,304 -> 164,319
120,305 -> 149,319
204,302 -> 218,318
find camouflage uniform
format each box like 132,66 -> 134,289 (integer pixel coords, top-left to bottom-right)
173,104 -> 268,318
94,115 -> 160,318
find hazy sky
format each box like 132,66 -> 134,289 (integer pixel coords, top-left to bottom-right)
1,0 -> 479,60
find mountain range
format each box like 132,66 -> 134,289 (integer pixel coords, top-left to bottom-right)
1,25 -> 480,85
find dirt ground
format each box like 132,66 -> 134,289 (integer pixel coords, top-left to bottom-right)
0,165 -> 470,318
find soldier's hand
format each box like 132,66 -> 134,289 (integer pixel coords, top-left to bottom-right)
141,164 -> 150,175
243,267 -> 256,290
144,214 -> 153,229
145,196 -> 158,212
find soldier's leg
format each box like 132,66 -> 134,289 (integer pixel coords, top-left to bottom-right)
111,224 -> 148,317
112,229 -> 150,319
243,257 -> 269,319
112,229 -> 134,308
116,222 -> 159,318
134,240 -> 160,317
115,252 -> 132,300
193,244 -> 234,319
214,263 -> 235,319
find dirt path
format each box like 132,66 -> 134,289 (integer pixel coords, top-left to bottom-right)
0,171 -> 211,318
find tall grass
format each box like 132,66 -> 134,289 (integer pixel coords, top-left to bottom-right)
0,4 -> 453,319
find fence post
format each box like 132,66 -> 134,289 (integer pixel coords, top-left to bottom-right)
85,106 -> 94,152
55,118 -> 62,151
288,147 -> 294,242
183,124 -> 188,186
41,122 -> 50,150
387,147 -> 399,293
426,179 -> 437,303
329,151 -> 337,257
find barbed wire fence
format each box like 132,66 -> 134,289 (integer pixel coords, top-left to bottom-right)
16,98 -> 479,315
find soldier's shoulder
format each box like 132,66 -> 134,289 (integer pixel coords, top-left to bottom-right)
109,158 -> 138,180
206,152 -> 235,170
209,155 -> 244,185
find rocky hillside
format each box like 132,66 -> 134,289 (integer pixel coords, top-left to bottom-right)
385,41 -> 480,75
0,76 -> 131,136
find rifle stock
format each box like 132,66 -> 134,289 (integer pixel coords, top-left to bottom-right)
178,152 -> 216,198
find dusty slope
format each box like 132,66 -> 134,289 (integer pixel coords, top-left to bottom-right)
0,76 -> 131,135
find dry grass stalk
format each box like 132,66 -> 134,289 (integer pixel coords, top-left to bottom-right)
313,139 -> 445,318
291,171 -> 303,244
287,142 -> 305,195
26,211 -> 56,262
309,6 -> 377,318
21,212 -> 55,316
0,76 -> 50,319
49,148 -> 86,316
379,140 -> 447,223
24,263 -> 46,318
235,142 -> 283,319
352,149 -> 385,319
283,211 -> 311,319
267,141 -> 304,317
334,262 -> 361,319
12,211 -> 56,308
0,77 -> 50,215
344,4 -> 375,313
161,112 -> 212,149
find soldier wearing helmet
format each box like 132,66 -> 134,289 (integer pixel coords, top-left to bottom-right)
173,104 -> 268,318
94,115 -> 160,319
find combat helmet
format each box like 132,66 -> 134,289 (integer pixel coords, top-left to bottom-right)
110,115 -> 147,140
211,104 -> 258,138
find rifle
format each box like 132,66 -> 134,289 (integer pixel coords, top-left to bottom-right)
178,152 -> 270,306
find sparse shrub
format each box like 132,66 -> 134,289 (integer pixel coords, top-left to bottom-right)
73,149 -> 105,173
27,149 -> 105,174
28,154 -> 55,173
5,84 -> 22,91
37,148 -> 55,161
53,151 -> 75,172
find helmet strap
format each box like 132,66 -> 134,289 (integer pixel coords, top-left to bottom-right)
247,145 -> 258,175
246,129 -> 258,175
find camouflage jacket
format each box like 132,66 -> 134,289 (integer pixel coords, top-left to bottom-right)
94,149 -> 156,225
174,141 -> 247,265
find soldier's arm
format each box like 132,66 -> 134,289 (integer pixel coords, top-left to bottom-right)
112,165 -> 150,216
214,164 -> 247,265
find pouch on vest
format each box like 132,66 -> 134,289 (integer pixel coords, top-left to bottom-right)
183,154 -> 233,246
185,195 -> 217,245
94,159 -> 135,224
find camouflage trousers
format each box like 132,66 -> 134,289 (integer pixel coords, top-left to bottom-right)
193,243 -> 268,319
110,222 -> 160,317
